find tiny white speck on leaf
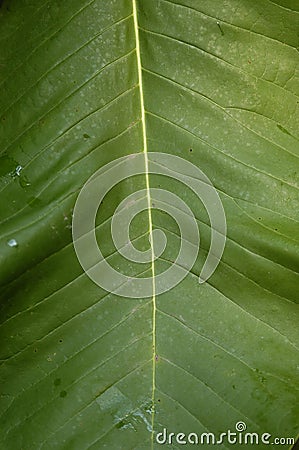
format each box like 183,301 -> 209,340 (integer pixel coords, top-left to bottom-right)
7,239 -> 18,248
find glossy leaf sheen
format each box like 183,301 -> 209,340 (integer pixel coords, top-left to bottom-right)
0,1 -> 298,449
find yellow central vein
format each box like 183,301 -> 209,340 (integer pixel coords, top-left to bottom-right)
132,0 -> 156,447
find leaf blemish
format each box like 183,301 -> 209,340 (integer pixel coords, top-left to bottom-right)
216,21 -> 224,35
277,124 -> 291,136
60,390 -> 67,398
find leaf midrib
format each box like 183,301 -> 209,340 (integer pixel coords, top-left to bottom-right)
132,1 -> 157,446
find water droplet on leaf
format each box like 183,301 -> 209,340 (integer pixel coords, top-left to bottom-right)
7,238 -> 18,248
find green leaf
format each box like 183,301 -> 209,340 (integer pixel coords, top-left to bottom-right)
0,0 -> 298,449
